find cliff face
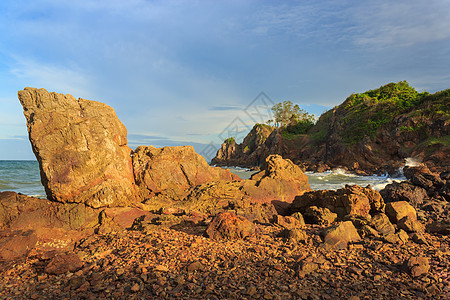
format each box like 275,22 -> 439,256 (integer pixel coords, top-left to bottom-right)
212,82 -> 450,174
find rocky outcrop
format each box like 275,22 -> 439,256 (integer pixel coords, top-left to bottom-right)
212,82 -> 449,175
290,185 -> 384,219
212,124 -> 275,168
18,88 -> 137,208
133,145 -> 240,202
177,155 -> 310,222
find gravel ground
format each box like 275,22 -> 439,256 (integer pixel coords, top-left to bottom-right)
1,221 -> 449,300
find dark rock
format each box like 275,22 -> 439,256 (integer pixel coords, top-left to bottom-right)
279,228 -> 308,243
380,182 -> 427,207
303,206 -> 337,225
290,185 -> 382,219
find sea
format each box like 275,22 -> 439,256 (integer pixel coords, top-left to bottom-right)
0,161 -> 406,199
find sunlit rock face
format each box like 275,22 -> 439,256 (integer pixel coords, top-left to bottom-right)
18,87 -> 137,208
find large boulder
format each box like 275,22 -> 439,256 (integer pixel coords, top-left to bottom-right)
290,185 -> 382,219
18,88 -> 137,208
380,182 -> 428,207
243,154 -> 310,203
132,145 -> 240,202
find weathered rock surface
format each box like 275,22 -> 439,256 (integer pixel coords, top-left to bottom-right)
322,221 -> 361,250
290,184 -> 383,219
44,252 -> 83,275
244,154 -> 310,203
133,145 -> 239,202
385,201 -> 417,224
18,87 -> 137,208
380,181 -> 427,207
0,229 -> 37,261
212,124 -> 275,168
404,256 -> 430,277
303,206 -> 337,225
206,212 -> 255,240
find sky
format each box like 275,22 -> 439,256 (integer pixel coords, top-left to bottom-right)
0,0 -> 449,161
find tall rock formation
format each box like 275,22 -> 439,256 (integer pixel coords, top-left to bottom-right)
18,87 -> 137,208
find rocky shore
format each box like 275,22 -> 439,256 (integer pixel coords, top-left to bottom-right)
1,87 -> 449,299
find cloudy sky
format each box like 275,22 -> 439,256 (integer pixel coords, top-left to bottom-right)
1,0 -> 449,160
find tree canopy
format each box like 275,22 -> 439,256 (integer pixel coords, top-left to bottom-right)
271,100 -> 315,128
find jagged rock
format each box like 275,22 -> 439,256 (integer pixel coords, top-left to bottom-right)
304,206 -> 337,226
397,215 -> 424,233
290,185 -> 381,219
244,154 -> 310,203
174,155 -> 309,222
404,256 -> 430,277
290,212 -> 306,226
18,87 -> 137,208
385,201 -> 417,224
212,124 -> 275,168
273,215 -> 304,230
133,145 -> 239,202
371,213 -> 395,235
380,182 -> 427,207
279,228 -> 308,243
322,221 -> 361,250
206,212 -> 255,240
426,219 -> 450,235
44,252 -> 83,275
0,229 -> 37,261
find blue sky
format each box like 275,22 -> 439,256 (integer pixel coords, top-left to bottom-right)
1,0 -> 449,160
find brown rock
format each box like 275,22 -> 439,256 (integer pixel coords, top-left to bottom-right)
397,215 -> 424,233
0,229 -> 37,261
303,206 -> 337,225
279,228 -> 308,243
290,185 -> 380,219
371,213 -> 395,235
385,201 -> 417,224
206,212 -> 255,240
273,215 -> 304,230
18,87 -> 137,208
322,221 -> 361,250
246,155 -> 310,203
44,252 -> 83,275
404,256 -> 430,277
133,145 -> 239,201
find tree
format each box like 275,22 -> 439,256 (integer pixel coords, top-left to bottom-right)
271,100 -> 315,128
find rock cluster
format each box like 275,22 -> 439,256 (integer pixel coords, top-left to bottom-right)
1,87 -> 448,298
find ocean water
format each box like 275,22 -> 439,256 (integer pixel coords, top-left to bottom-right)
0,161 -> 406,199
0,160 -> 47,198
223,166 -> 406,191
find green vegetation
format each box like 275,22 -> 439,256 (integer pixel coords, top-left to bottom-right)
224,137 -> 235,144
339,81 -> 437,144
271,100 -> 316,128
